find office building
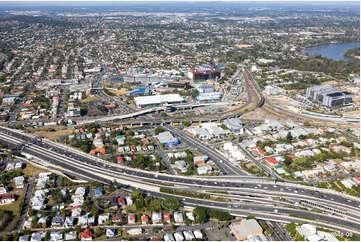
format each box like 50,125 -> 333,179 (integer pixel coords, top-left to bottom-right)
306,85 -> 353,108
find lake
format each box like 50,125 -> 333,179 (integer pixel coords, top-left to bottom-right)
304,42 -> 360,61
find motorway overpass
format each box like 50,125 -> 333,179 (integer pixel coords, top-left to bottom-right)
0,126 -> 359,235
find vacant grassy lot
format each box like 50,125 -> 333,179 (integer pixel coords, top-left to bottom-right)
35,128 -> 73,141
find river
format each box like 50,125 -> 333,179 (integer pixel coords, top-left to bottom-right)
304,42 -> 360,61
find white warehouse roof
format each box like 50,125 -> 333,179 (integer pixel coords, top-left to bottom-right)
134,94 -> 184,107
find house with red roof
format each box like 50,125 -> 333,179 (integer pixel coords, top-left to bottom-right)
128,213 -> 136,224
336,164 -> 344,170
141,215 -> 149,224
112,213 -> 123,223
81,228 -> 92,241
118,197 -> 126,206
163,213 -> 171,223
266,157 -> 278,166
0,194 -> 15,205
287,154 -> 296,160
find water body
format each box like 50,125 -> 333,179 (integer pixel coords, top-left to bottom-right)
304,42 -> 360,61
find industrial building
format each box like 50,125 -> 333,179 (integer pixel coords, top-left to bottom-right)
128,86 -> 150,95
134,94 -> 184,108
230,219 -> 263,241
167,81 -> 191,90
223,142 -> 245,161
157,131 -> 180,147
223,118 -> 245,134
195,84 -> 214,93
306,85 -> 353,108
197,92 -> 223,102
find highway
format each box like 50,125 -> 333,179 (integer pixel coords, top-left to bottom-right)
163,125 -> 249,176
0,127 -> 359,235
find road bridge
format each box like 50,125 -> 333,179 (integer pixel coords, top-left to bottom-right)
0,126 -> 359,235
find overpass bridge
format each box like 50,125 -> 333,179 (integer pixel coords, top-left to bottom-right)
0,126 -> 359,235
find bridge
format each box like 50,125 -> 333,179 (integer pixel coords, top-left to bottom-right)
0,126 -> 359,236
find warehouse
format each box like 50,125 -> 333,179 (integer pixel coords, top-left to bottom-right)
230,219 -> 263,241
134,94 -> 184,108
197,92 -> 223,102
223,118 -> 244,134
157,131 -> 180,147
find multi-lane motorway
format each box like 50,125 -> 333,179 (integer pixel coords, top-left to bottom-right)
1,68 -> 359,236
0,126 -> 359,235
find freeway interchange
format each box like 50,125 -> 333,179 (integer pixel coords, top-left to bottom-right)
0,68 -> 360,236
0,126 -> 359,236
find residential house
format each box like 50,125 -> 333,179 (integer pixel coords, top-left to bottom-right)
106,229 -> 115,238
50,231 -> 63,241
163,213 -> 171,223
186,212 -> 195,221
164,233 -> 175,241
0,194 -> 15,205
174,212 -> 183,223
127,228 -> 142,235
183,231 -> 195,240
141,215 -> 149,224
128,213 -> 136,224
51,214 -> 65,227
98,214 -> 109,225
64,216 -> 74,228
152,212 -> 162,224
174,232 -> 184,241
65,231 -> 77,241
81,228 -> 92,241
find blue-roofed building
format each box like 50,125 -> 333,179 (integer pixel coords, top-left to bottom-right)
93,187 -> 103,197
128,86 -> 150,95
157,131 -> 180,147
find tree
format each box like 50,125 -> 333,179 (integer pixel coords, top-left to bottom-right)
132,191 -> 143,200
163,198 -> 180,210
149,199 -> 162,212
154,127 -> 165,135
286,132 -> 293,143
193,207 -> 209,223
183,121 -> 191,127
284,156 -> 293,166
44,231 -> 50,241
135,199 -> 144,210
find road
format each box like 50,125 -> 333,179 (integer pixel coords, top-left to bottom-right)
15,178 -> 34,232
0,127 -> 359,235
163,125 -> 249,176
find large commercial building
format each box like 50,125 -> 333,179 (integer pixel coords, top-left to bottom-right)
157,131 -> 180,147
195,84 -> 214,93
134,94 -> 184,108
230,219 -> 263,241
223,118 -> 245,134
306,85 -> 353,108
167,81 -> 191,90
128,86 -> 150,95
197,92 -> 223,102
187,66 -> 221,81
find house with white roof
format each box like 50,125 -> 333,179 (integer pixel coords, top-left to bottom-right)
186,212 -> 195,221
174,232 -> 184,241
50,231 -> 63,241
174,212 -> 183,223
183,231 -> 195,240
106,229 -> 115,238
152,212 -> 162,223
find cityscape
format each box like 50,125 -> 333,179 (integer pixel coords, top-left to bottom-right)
0,1 -> 360,241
